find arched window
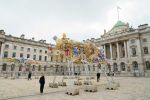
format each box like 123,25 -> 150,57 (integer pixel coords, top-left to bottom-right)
132,61 -> 138,70
98,63 -> 101,69
56,65 -> 58,72
146,61 -> 150,70
19,64 -> 22,71
11,64 -> 15,71
120,62 -> 126,71
93,65 -> 95,71
61,66 -> 63,71
88,65 -> 90,71
38,65 -> 41,71
32,65 -> 35,71
83,66 -> 85,71
44,66 -> 46,71
2,63 -> 7,71
113,63 -> 118,72
26,67 -> 29,71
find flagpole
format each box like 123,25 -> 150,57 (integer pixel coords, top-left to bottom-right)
117,6 -> 119,21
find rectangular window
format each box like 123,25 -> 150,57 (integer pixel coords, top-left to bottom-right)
20,53 -> 23,58
51,56 -> 53,62
39,50 -> 42,53
27,54 -> 30,58
45,50 -> 47,54
12,52 -> 16,58
5,44 -> 9,49
4,51 -> 8,58
143,47 -> 148,54
13,46 -> 17,50
132,48 -> 136,56
39,55 -> 42,61
34,49 -> 36,53
33,55 -> 36,60
27,48 -> 30,52
45,56 -> 47,61
21,47 -> 24,51
143,38 -> 147,42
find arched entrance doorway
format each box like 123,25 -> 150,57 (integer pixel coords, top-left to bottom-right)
2,63 -> 7,71
113,63 -> 118,72
120,62 -> 126,71
11,64 -> 15,71
19,64 -> 22,71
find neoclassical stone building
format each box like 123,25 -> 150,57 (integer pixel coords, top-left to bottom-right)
0,30 -> 54,76
89,20 -> 150,77
1,20 -> 150,77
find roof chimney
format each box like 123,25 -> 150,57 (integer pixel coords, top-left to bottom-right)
20,34 -> 25,39
0,30 -> 5,34
32,37 -> 35,41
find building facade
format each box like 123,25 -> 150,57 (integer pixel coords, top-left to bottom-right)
90,20 -> 150,77
1,20 -> 150,77
0,30 -> 54,76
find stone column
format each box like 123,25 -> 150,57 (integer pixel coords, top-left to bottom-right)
116,42 -> 120,59
0,42 -> 4,58
124,41 -> 127,58
110,43 -> 113,59
0,42 -> 3,72
103,44 -> 106,59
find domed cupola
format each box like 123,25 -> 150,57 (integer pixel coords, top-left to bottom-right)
104,20 -> 129,36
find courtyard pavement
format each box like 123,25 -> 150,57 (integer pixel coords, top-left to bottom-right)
0,76 -> 150,100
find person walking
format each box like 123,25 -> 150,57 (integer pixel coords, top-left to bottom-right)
39,75 -> 45,94
28,71 -> 32,80
97,65 -> 102,82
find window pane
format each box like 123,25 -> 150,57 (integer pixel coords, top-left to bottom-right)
12,52 -> 16,58
4,51 -> 8,58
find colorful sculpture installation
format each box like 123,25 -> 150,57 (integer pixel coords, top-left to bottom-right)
50,33 -> 104,64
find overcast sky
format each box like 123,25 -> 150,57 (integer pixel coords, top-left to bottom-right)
0,0 -> 150,44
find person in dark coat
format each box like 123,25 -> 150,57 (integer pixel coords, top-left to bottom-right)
39,75 -> 45,94
28,71 -> 32,80
97,64 -> 102,82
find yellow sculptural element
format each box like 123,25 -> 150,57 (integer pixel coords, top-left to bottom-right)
62,33 -> 66,39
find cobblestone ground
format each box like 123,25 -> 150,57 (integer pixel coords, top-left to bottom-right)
0,76 -> 150,100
